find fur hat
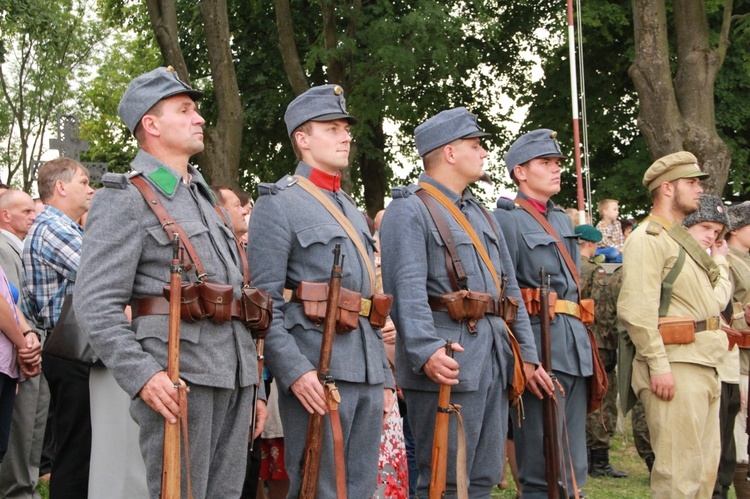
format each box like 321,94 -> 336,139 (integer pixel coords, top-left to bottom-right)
728,201 -> 750,232
682,194 -> 729,235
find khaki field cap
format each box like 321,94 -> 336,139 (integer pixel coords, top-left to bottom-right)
642,151 -> 709,191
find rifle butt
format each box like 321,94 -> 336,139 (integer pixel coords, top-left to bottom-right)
429,382 -> 452,499
160,418 -> 181,499
299,412 -> 325,499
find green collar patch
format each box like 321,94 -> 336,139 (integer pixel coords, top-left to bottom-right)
147,167 -> 179,196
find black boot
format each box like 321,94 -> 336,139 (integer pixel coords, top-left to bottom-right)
589,448 -> 628,478
645,454 -> 654,474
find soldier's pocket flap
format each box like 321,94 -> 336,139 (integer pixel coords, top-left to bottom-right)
296,224 -> 347,248
521,230 -> 559,250
429,229 -> 473,248
146,220 -> 210,246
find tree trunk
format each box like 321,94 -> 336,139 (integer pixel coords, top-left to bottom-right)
629,0 -> 732,195
144,0 -> 190,83
359,119 -> 387,217
197,0 -> 242,187
275,0 -> 308,96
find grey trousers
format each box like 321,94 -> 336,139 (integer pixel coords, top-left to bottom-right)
0,374 -> 49,499
130,382 -> 254,499
511,371 -> 588,499
278,380 -> 384,498
403,352 -> 507,499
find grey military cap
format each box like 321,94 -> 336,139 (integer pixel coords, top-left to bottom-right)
414,107 -> 491,157
284,84 -> 358,136
683,194 -> 729,233
118,66 -> 203,135
728,201 -> 750,231
505,129 -> 566,175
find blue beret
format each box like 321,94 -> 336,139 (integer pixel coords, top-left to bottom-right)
505,129 -> 566,174
574,224 -> 602,243
284,84 -> 358,136
118,66 -> 203,135
414,107 -> 491,157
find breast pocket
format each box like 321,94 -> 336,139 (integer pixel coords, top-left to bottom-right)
482,228 -> 503,268
146,221 -> 211,276
520,230 -> 562,272
429,229 -> 477,278
296,224 -> 351,279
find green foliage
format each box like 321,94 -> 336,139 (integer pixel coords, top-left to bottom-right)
520,0 -> 750,219
0,0 -> 107,191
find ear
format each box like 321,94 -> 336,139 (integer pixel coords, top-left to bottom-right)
659,181 -> 674,198
294,129 -> 310,151
0,209 -> 9,224
54,179 -> 67,198
443,144 -> 456,165
512,164 -> 525,182
140,114 -> 160,137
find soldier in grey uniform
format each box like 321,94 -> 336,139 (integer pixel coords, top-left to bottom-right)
494,129 -> 593,498
380,107 -> 540,498
74,67 -> 267,498
247,84 -> 394,498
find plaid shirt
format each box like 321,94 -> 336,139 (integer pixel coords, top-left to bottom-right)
21,205 -> 83,330
595,219 -> 625,252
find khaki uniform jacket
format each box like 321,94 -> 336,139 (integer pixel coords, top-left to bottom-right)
728,246 -> 750,375
618,218 -> 729,376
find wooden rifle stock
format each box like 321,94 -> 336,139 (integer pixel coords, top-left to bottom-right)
540,268 -> 564,499
429,340 -> 454,499
299,244 -> 344,499
249,338 -> 265,452
161,235 -> 183,499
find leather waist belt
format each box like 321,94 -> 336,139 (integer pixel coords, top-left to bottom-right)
695,316 -> 721,332
132,296 -> 243,320
554,299 -> 581,319
427,296 -> 501,315
658,316 -> 721,345
291,290 -> 373,318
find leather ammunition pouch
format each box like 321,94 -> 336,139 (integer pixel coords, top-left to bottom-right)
520,288 -> 556,320
368,293 -> 393,330
162,282 -> 205,323
295,281 -> 389,334
435,290 -> 492,333
579,298 -> 595,326
735,332 -> 750,349
241,286 -> 273,339
657,316 -> 720,345
199,282 -> 234,324
501,296 -> 519,325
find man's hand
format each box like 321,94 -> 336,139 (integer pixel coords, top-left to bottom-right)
381,320 -> 396,345
712,238 -> 729,257
383,388 -> 395,424
17,333 -> 42,377
252,400 -> 268,440
525,365 -> 555,399
291,370 -> 327,415
423,342 -> 464,385
650,372 -> 675,401
139,371 -> 186,423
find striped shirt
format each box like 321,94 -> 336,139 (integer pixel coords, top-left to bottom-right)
21,205 -> 83,330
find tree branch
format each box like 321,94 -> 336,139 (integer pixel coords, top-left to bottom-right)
144,0 -> 190,84
274,0 -> 308,95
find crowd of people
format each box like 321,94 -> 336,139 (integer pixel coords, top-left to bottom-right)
0,65 -> 746,499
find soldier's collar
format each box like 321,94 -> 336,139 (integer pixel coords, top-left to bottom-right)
308,166 -> 341,192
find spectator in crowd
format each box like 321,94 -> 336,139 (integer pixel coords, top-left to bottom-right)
595,199 -> 624,263
21,157 -> 95,498
213,185 -> 250,238
74,66 -> 267,498
0,189 -> 50,499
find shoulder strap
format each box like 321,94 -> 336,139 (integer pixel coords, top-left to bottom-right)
415,189 -> 468,291
130,175 -> 207,280
658,247 -> 686,317
514,197 -> 581,300
418,182 -> 501,294
292,175 -> 376,296
666,223 -> 721,286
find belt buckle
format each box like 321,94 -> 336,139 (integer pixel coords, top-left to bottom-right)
707,316 -> 720,330
359,298 -> 372,318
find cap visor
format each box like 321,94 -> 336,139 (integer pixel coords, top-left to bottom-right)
162,89 -> 204,102
681,171 -> 710,180
312,113 -> 359,125
537,152 -> 567,159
